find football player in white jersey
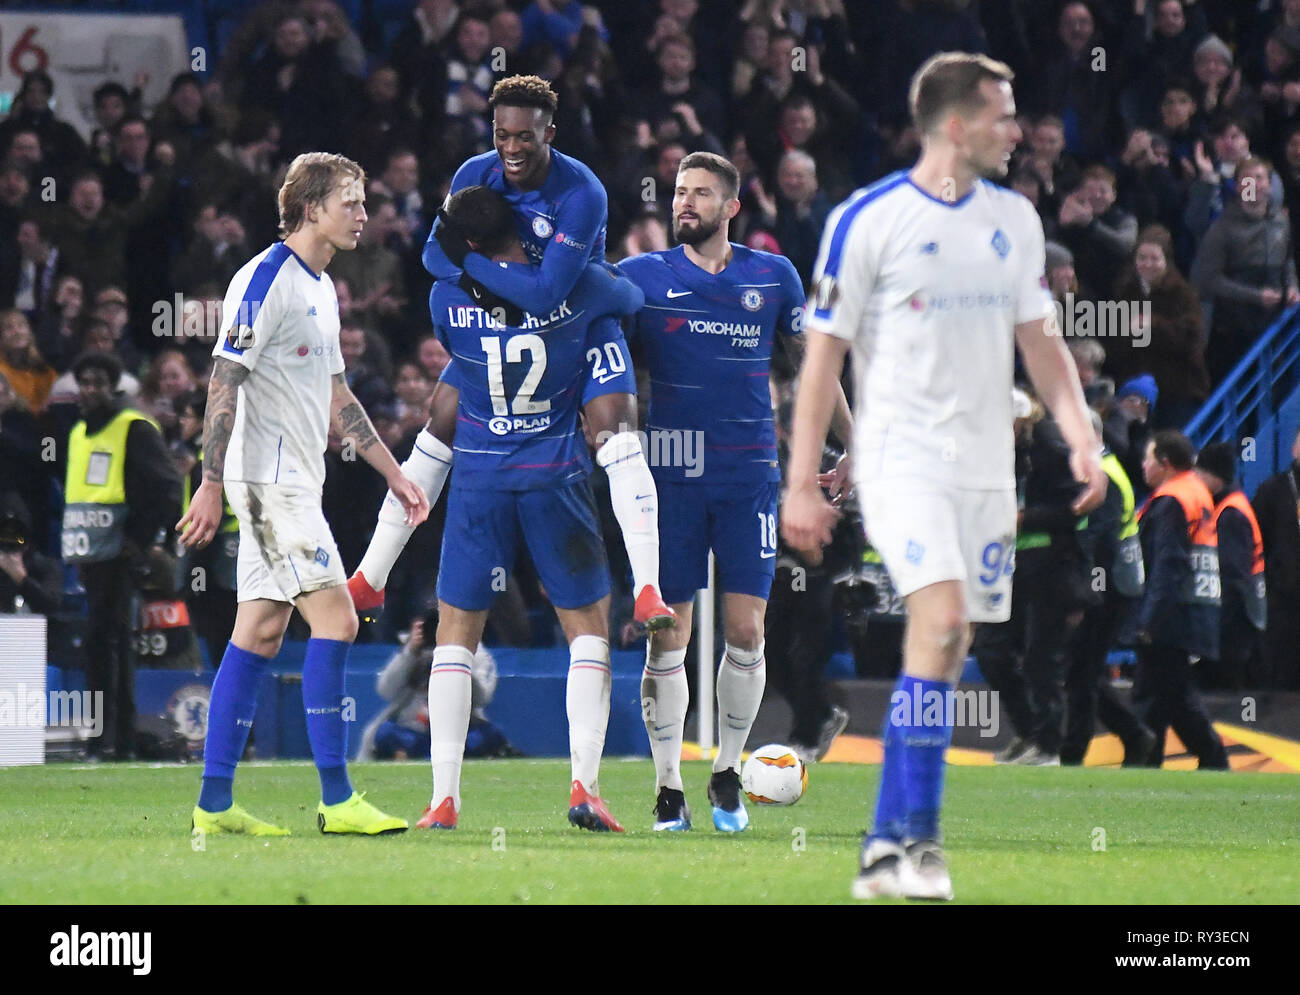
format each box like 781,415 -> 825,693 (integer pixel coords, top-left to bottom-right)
178,153 -> 429,837
782,53 -> 1106,900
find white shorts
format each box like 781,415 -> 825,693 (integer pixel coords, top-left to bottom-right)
859,481 -> 1016,624
225,481 -> 346,603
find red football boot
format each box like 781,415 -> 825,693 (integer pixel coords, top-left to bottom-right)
416,796 -> 458,830
633,585 -> 676,632
348,571 -> 385,614
567,780 -> 625,832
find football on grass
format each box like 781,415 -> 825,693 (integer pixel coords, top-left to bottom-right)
741,744 -> 808,805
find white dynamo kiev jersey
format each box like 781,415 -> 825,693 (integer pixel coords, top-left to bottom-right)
807,172 -> 1054,490
212,242 -> 345,493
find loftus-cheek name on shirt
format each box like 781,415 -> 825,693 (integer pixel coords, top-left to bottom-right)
445,300 -> 575,331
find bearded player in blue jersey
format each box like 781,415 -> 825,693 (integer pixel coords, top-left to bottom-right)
416,185 -> 643,832
619,152 -> 853,832
349,75 -> 674,632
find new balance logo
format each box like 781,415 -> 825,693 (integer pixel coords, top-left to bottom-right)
666,289 -> 692,298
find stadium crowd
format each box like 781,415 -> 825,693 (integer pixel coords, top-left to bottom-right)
2,0 -> 1299,761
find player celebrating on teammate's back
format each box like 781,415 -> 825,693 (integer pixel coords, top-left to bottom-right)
179,153 -> 429,837
619,152 -> 852,832
417,185 -> 644,832
349,75 -> 674,632
783,53 -> 1106,899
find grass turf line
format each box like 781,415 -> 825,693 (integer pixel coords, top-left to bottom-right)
1,760 -> 1296,904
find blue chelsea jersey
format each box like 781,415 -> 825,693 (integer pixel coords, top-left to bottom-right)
618,245 -> 805,484
435,263 -> 643,490
424,149 -> 608,316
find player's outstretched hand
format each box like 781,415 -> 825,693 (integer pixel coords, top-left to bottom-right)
435,208 -> 471,268
781,481 -> 840,566
176,479 -> 224,548
388,469 -> 430,527
1070,448 -> 1108,515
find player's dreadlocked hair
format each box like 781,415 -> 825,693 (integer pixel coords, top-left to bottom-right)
278,152 -> 365,236
444,185 -> 517,257
488,74 -> 558,116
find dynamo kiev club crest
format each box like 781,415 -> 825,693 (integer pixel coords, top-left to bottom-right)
741,289 -> 765,311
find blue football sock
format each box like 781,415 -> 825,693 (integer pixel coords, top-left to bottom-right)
897,674 -> 954,841
198,643 -> 270,812
303,637 -> 354,805
869,678 -> 909,842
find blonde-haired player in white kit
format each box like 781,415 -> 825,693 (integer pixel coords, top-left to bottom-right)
179,153 -> 429,836
782,53 -> 1106,900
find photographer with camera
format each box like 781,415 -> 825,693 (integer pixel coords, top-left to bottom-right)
61,350 -> 181,760
356,606 -> 511,762
0,493 -> 60,616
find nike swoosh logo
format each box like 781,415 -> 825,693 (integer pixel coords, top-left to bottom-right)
597,373 -> 620,383
654,724 -> 672,732
666,289 -> 692,298
635,494 -> 651,500
760,551 -> 776,559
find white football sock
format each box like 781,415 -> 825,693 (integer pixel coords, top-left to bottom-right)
595,432 -> 661,596
566,634 -> 611,794
642,646 -> 689,790
357,429 -> 452,589
428,644 -> 474,810
714,642 -> 766,774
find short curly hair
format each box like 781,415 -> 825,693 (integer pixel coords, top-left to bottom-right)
489,74 -> 558,116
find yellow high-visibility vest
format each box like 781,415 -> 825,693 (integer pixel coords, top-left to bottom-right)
62,409 -> 157,563
1102,451 -> 1144,596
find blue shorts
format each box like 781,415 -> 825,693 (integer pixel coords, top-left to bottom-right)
657,479 -> 780,605
434,331 -> 633,403
438,481 -> 611,611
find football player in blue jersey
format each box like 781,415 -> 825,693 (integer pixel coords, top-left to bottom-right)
349,75 -> 674,632
619,152 -> 853,832
415,185 -> 643,832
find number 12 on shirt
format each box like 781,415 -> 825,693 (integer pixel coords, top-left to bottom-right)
480,334 -> 550,416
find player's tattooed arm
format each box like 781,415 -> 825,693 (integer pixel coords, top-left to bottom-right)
330,372 -> 430,527
202,357 -> 250,483
331,371 -> 381,458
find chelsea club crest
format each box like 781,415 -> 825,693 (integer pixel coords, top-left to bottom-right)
741,289 -> 765,311
532,216 -> 554,239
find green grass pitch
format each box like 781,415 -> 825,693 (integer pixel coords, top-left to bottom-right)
2,760 -> 1296,904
